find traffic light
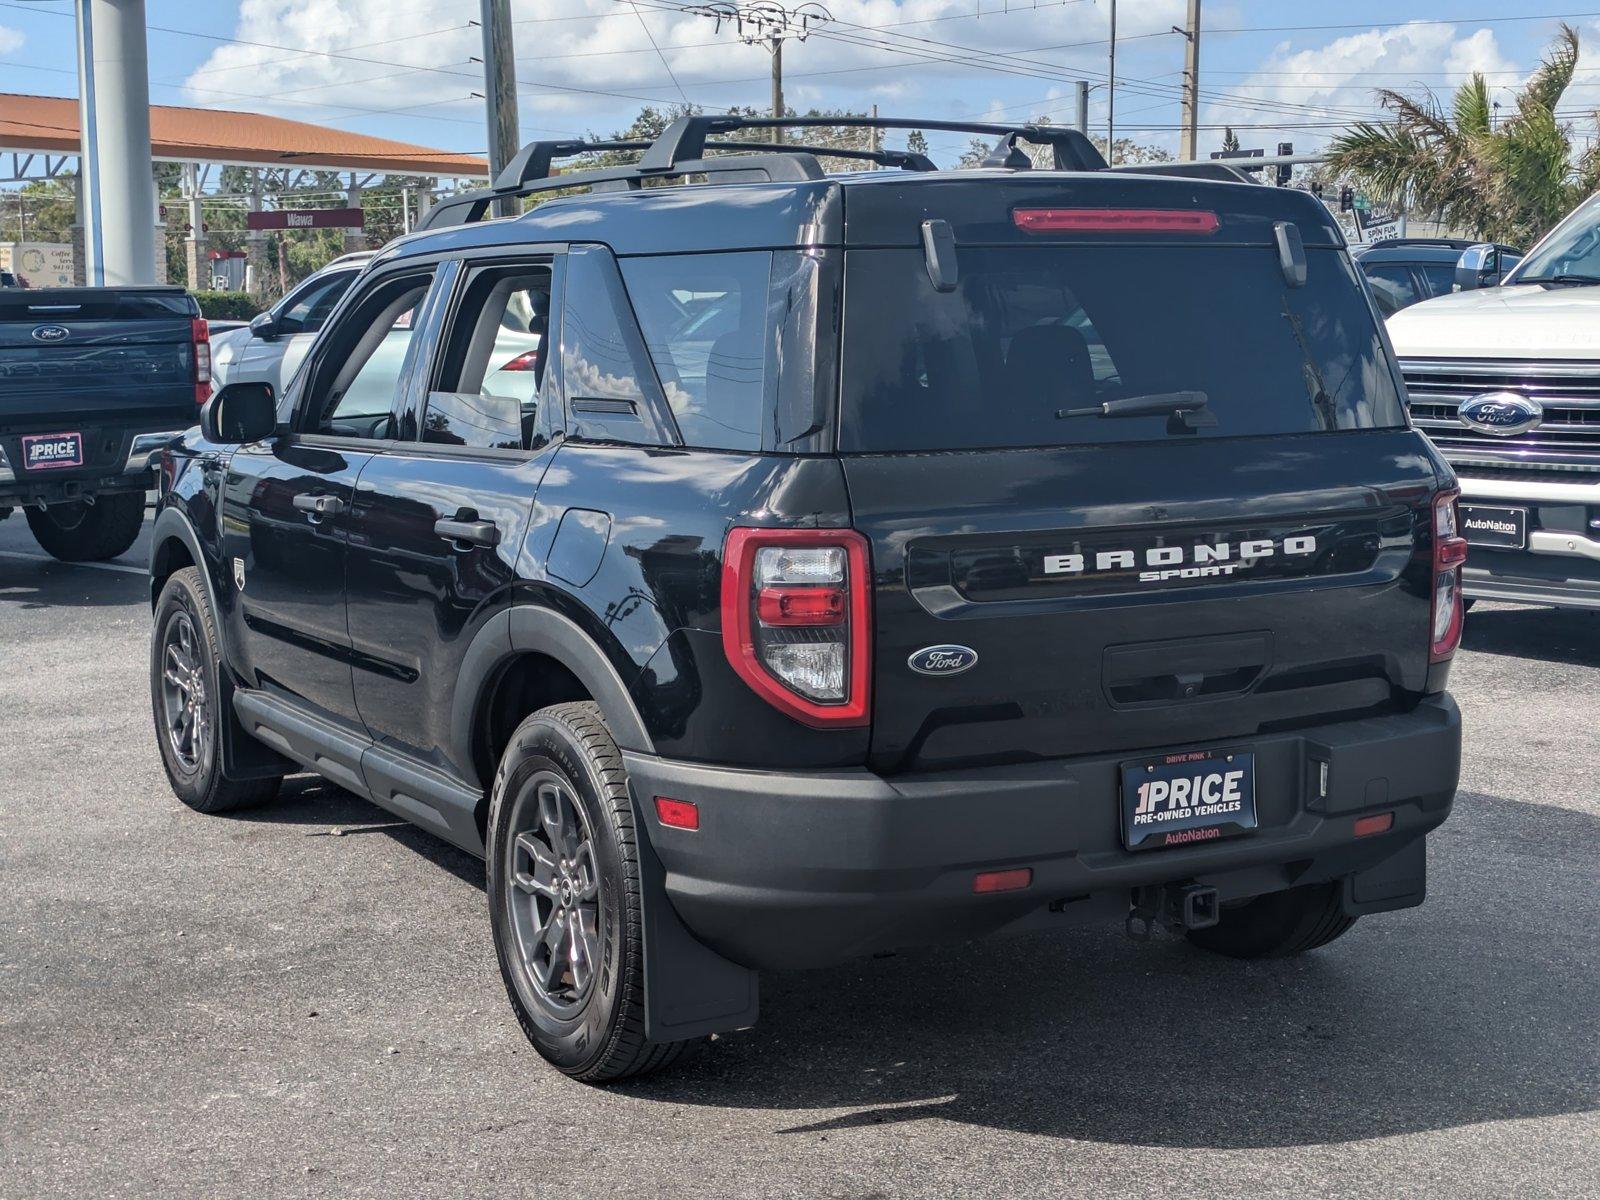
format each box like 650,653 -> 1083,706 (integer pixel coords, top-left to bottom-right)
1275,142 -> 1293,187
1340,185 -> 1354,212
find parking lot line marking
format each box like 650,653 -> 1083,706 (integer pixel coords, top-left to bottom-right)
0,550 -> 147,577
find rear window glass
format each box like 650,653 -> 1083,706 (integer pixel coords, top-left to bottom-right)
838,245 -> 1406,451
0,290 -> 195,320
621,252 -> 771,451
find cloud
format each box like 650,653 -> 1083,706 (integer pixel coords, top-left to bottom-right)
0,24 -> 24,56
1201,22 -> 1521,155
180,0 -> 1183,143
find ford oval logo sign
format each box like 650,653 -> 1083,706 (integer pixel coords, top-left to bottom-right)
908,645 -> 978,676
30,324 -> 70,343
1458,391 -> 1543,437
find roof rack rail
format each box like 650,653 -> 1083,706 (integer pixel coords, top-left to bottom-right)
418,114 -> 1105,231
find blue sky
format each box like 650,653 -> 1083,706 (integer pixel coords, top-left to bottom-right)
2,0 -> 1599,166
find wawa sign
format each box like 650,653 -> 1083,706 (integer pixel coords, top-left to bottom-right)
245,208 -> 366,231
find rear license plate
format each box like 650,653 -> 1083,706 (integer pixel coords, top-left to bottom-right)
1460,504 -> 1527,550
20,431 -> 84,471
1121,748 -> 1257,852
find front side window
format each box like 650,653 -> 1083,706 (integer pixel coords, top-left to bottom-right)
275,269 -> 356,336
839,244 -> 1407,452
620,252 -> 772,451
301,272 -> 433,440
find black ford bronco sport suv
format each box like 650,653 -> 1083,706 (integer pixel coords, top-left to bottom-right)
148,116 -> 1464,1083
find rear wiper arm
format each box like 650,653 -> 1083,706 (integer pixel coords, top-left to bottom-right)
1057,391 -> 1209,419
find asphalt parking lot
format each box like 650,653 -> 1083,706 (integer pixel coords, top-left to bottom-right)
1,507 -> 1597,1200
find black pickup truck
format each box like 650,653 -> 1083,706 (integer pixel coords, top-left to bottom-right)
1,286 -> 210,561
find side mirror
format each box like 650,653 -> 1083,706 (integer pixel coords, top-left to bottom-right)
1455,244 -> 1501,291
248,310 -> 279,341
200,382 -> 278,445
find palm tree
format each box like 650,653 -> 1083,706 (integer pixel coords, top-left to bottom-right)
1328,22 -> 1600,246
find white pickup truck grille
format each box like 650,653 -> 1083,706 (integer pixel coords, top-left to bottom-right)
1399,358 -> 1600,473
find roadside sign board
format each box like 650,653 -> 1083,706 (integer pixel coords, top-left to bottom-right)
1354,202 -> 1406,243
245,207 -> 366,231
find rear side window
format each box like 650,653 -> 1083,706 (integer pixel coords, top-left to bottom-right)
427,263 -> 552,450
1363,263 -> 1421,309
839,244 -> 1407,452
621,252 -> 771,451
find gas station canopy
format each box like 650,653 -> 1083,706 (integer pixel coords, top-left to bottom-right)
0,92 -> 488,179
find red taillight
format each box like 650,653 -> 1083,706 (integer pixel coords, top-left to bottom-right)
721,527 -> 871,728
498,350 -> 541,372
1353,812 -> 1394,838
654,796 -> 699,830
191,316 -> 212,405
1430,489 -> 1469,663
1013,207 -> 1221,235
973,868 -> 1032,894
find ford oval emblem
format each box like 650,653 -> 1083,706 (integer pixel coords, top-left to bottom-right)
1458,391 -> 1543,437
908,644 -> 978,676
30,324 -> 70,343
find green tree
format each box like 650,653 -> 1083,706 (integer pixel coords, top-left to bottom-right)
1221,126 -> 1240,155
1328,22 -> 1600,245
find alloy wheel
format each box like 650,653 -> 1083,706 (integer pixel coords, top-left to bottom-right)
159,611 -> 211,773
504,770 -> 603,1014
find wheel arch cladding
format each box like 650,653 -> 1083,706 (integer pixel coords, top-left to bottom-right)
149,508 -> 210,611
455,606 -> 657,795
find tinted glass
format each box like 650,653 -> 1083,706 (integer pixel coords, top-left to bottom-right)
1413,262 -> 1456,299
621,252 -> 771,451
839,245 -> 1407,452
430,265 -> 550,450
561,246 -> 676,446
1363,263 -> 1421,308
276,270 -> 355,335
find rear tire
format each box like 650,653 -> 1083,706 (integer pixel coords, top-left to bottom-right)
486,701 -> 687,1083
151,567 -> 281,814
26,492 -> 146,562
1185,881 -> 1356,959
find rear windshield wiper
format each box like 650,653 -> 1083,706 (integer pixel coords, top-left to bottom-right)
1056,391 -> 1209,420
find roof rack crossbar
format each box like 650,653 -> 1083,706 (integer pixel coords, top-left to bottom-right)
490,135 -> 935,192
642,115 -> 1106,174
420,152 -> 827,230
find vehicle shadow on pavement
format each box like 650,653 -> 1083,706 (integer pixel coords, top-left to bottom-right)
236,775 -> 487,890
0,559 -> 150,611
620,791 -> 1600,1150
1463,604 -> 1600,668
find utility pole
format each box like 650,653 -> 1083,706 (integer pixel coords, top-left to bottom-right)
1106,0 -> 1117,165
686,3 -> 832,146
1074,80 -> 1089,136
1177,0 -> 1202,161
770,38 -> 784,142
478,0 -> 520,216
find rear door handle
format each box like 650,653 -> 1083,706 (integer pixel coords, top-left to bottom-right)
292,493 -> 346,519
434,517 -> 500,549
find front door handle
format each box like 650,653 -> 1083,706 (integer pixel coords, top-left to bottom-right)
292,493 -> 346,520
434,517 -> 500,549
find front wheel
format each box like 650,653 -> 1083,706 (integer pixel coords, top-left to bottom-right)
26,492 -> 146,562
1185,881 -> 1356,959
151,567 -> 281,814
486,701 -> 687,1083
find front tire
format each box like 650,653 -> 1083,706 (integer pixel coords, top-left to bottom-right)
1185,881 -> 1356,959
151,567 -> 281,814
26,492 -> 146,562
486,701 -> 687,1083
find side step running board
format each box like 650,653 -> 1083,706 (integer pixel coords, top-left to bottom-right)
233,689 -> 486,858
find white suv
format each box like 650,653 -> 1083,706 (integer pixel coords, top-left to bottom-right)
1386,194 -> 1600,609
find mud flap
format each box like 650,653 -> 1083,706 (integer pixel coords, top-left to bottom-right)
632,793 -> 760,1042
1342,835 -> 1427,916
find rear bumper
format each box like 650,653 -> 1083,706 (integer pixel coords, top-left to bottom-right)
627,695 -> 1461,970
0,429 -> 178,507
